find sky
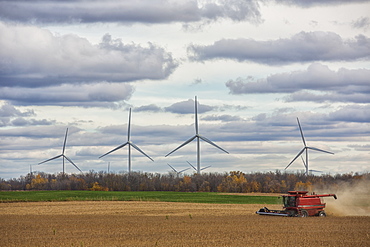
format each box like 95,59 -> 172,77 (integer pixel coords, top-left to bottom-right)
0,0 -> 369,179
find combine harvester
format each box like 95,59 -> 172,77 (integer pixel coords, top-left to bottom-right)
256,191 -> 337,217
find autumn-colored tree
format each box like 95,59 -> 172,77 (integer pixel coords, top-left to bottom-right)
280,180 -> 288,193
294,181 -> 312,191
217,171 -> 248,193
2,170 -> 368,193
249,180 -> 261,192
89,182 -> 109,191
26,174 -> 49,190
199,181 -> 211,192
176,176 -> 195,192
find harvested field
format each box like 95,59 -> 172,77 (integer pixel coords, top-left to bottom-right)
1,201 -> 369,247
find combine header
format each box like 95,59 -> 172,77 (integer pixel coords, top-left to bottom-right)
256,191 -> 337,217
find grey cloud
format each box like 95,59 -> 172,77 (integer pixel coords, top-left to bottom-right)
226,63 -> 370,103
352,17 -> 370,30
237,107 -> 368,141
286,92 -> 370,104
135,104 -> 163,112
0,103 -> 52,127
348,144 -> 370,151
188,32 -> 370,64
0,103 -> 34,117
0,0 -> 261,25
164,99 -> 214,114
191,78 -> 203,85
202,114 -> 244,122
0,125 -> 81,138
219,104 -> 252,112
274,0 -> 369,7
0,23 -> 178,87
0,82 -> 134,107
250,105 -> 370,137
328,105 -> 370,123
11,117 -> 55,127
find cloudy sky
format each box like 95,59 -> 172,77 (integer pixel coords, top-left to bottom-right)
1,0 -> 369,179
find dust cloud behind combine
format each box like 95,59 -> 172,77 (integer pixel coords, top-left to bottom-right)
316,179 -> 370,216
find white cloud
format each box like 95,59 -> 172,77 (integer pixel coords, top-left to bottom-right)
274,0 -> 369,7
1,0 -> 369,178
352,17 -> 370,30
226,63 -> 370,103
0,22 -> 178,87
188,32 -> 370,64
0,82 -> 135,107
329,105 -> 370,122
164,98 -> 215,114
0,0 -> 262,24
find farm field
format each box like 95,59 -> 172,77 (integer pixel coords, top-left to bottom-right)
1,201 -> 369,247
0,191 -> 281,204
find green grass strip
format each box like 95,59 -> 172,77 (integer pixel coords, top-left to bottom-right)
0,191 -> 280,204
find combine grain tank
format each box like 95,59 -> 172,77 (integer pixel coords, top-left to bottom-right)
256,191 -> 337,217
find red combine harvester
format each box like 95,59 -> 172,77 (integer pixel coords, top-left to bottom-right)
256,191 -> 337,217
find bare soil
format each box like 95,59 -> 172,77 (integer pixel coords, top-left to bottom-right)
1,201 -> 369,246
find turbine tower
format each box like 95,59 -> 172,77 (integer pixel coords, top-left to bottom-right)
99,108 -> 154,173
285,118 -> 334,175
165,96 -> 229,174
38,128 -> 82,174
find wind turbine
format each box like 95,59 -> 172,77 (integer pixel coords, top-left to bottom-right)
167,164 -> 190,175
285,118 -> 334,175
165,96 -> 229,174
29,164 -> 33,178
99,108 -> 154,173
301,156 -> 323,174
38,128 -> 82,174
187,161 -> 211,172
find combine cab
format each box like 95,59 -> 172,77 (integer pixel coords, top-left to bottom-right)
256,191 -> 337,217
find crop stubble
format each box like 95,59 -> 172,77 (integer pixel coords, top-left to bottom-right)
0,201 -> 369,246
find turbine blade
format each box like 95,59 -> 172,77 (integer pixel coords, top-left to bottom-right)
186,161 -> 196,171
195,96 -> 199,135
99,142 -> 129,159
128,108 -> 131,141
64,155 -> 82,172
198,135 -> 229,154
168,164 -> 177,172
285,148 -> 306,170
201,165 -> 211,171
300,156 -> 307,168
297,118 -> 306,147
307,146 -> 334,155
38,154 -> 63,165
130,142 -> 154,162
309,169 -> 323,173
178,167 -> 190,173
165,135 -> 197,157
62,128 -> 68,154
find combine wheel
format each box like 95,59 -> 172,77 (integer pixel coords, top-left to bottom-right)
300,210 -> 309,217
319,211 -> 326,217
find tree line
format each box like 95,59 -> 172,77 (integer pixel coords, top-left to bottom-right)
1,170 -> 368,193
